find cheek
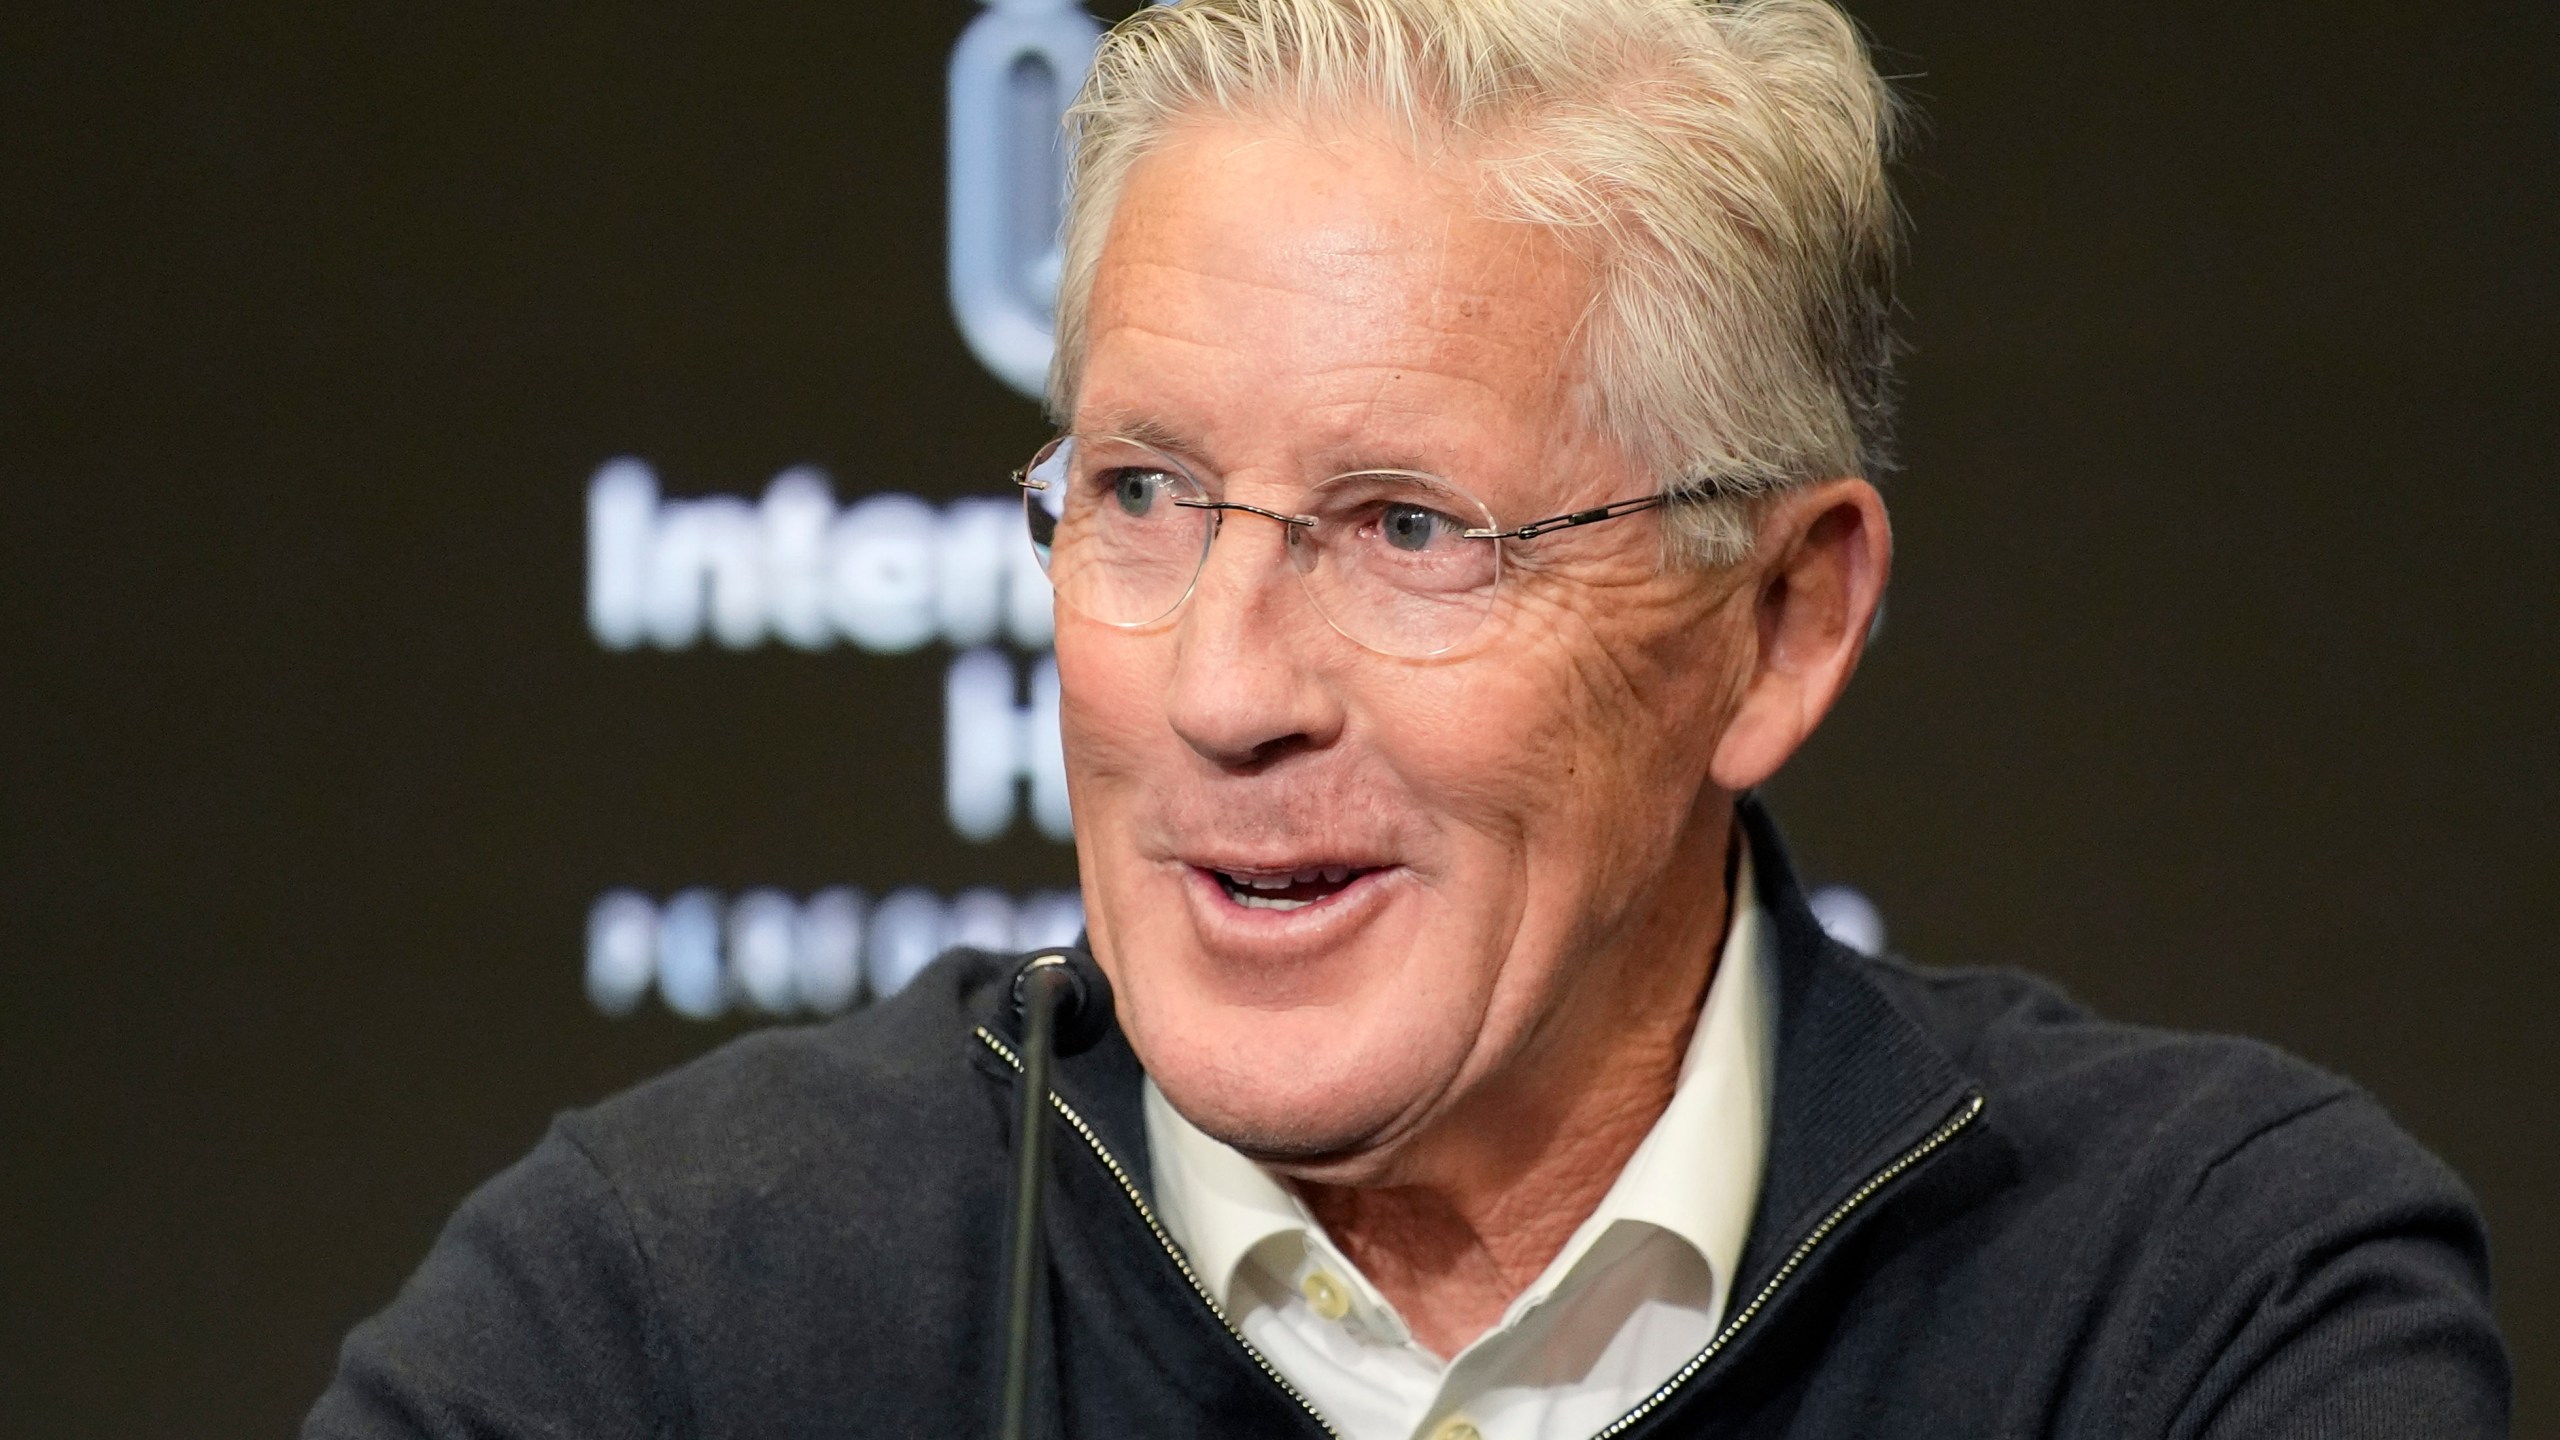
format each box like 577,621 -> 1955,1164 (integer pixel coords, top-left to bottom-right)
1054,621 -> 1173,930
1055,620 -> 1163,785
1419,599 -> 1727,885
1327,658 -> 1629,961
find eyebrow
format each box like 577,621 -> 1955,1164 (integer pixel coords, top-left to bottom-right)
1077,410 -> 1454,485
1080,411 -> 1196,455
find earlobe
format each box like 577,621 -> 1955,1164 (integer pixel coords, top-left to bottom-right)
1707,481 -> 1892,792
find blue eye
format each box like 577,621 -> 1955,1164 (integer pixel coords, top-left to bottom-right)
1110,469 -> 1169,517
1380,502 -> 1454,552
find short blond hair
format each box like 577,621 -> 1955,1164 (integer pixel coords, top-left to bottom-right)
1049,0 -> 1902,565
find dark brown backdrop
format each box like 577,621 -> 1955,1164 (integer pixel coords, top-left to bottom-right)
3,2 -> 2551,1434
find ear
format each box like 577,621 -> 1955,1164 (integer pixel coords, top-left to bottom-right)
1709,480 -> 1892,792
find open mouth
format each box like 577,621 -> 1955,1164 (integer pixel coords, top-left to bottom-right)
1203,864 -> 1378,912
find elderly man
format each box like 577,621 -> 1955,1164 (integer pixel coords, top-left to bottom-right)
309,0 -> 2509,1436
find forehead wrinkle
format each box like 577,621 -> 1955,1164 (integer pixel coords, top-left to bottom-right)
1090,257 -> 1461,394
1099,132 -> 1582,339
1098,252 -> 1383,314
1275,373 -> 1522,477
1085,120 -> 1605,505
1107,158 -> 1573,347
1087,299 -> 1542,456
1303,251 -> 1585,434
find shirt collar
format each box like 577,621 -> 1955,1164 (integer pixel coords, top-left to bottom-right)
1143,833 -> 1776,1326
1145,1084 -> 1313,1315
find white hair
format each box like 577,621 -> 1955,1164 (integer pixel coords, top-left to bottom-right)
1049,0 -> 1903,565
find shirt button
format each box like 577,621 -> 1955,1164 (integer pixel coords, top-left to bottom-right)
1429,1419 -> 1483,1440
1298,1270 -> 1351,1321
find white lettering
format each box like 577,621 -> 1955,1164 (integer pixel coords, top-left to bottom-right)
656,888 -> 727,1020
867,887 -> 951,1000
585,886 -> 1085,1020
945,887 -> 1020,953
585,888 -> 658,1015
762,466 -> 836,650
946,648 -> 1071,842
587,460 -> 658,651
586,462 -> 1054,654
940,497 -> 1055,648
654,496 -> 762,649
726,888 -> 802,1013
827,494 -> 943,653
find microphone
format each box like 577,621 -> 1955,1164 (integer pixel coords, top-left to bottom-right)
998,949 -> 1115,1440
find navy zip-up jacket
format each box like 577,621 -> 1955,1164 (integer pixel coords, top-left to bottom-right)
306,804 -> 2511,1437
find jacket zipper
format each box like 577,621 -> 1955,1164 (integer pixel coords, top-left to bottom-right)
977,1024 -> 1983,1440
1592,1089 -> 1987,1438
976,1025 -> 1343,1438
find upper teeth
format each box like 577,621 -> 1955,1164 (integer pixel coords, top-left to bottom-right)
1229,866 -> 1352,891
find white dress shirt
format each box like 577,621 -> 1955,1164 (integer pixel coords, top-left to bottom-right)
1144,839 -> 1777,1440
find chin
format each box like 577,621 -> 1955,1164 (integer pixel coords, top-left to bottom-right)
1151,1025 -> 1430,1164
1113,939 -> 1470,1167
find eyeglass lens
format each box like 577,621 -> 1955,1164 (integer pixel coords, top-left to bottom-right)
1022,434 -> 1503,658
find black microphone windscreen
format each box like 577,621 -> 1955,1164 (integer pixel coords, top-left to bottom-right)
1010,948 -> 1117,1058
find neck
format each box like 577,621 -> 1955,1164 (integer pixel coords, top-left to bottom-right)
1286,810 -> 1736,1358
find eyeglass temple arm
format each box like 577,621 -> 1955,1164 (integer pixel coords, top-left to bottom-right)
1464,493 -> 1670,542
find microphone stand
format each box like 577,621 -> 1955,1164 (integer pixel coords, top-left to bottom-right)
998,955 -> 1076,1440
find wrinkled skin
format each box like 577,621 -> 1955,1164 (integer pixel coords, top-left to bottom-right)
1055,118 -> 1889,1353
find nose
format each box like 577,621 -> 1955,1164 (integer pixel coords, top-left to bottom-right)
1163,513 -> 1345,770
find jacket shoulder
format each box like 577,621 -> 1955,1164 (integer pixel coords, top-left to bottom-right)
555,946 -> 1016,1213
304,948 -> 1023,1438
1843,953 -> 2506,1432
1852,953 -> 2364,1155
